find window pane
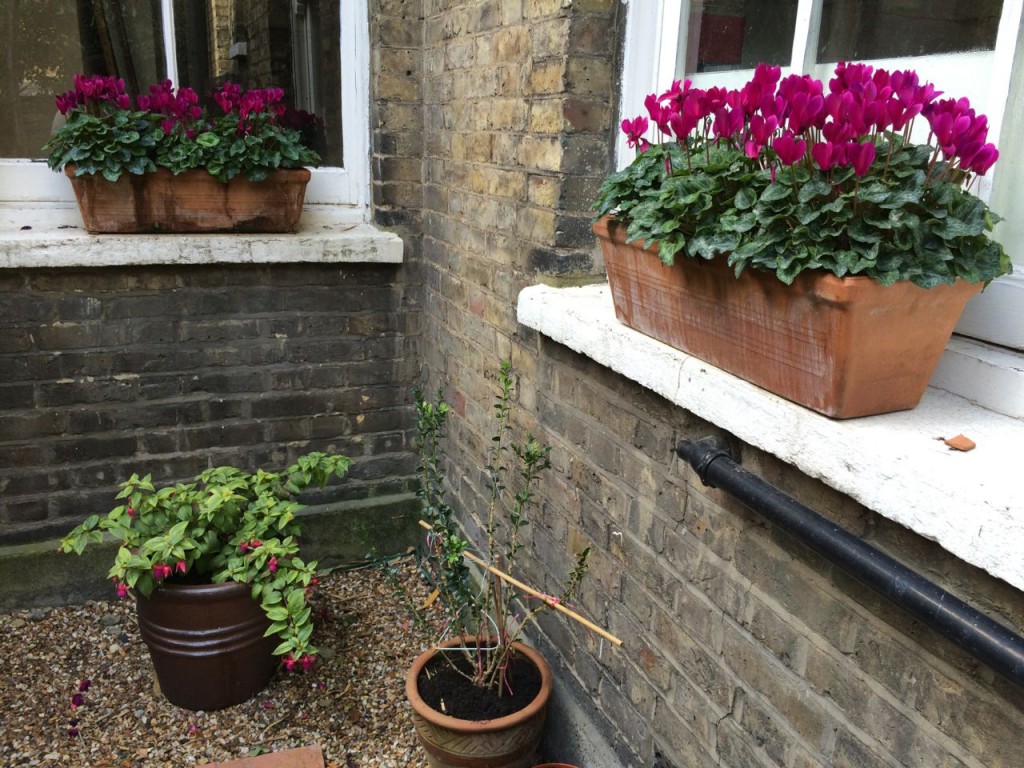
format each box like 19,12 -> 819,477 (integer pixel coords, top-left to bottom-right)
1,0 -> 340,165
1,0 -> 167,158
172,0 -> 342,165
678,0 -> 799,75
817,0 -> 1002,62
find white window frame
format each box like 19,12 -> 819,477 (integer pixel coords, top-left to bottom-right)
620,0 -> 1024,415
0,0 -> 370,215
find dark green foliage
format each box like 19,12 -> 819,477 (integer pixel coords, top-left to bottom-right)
594,136 -> 1011,288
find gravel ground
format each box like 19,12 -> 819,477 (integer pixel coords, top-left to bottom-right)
0,557 -> 435,768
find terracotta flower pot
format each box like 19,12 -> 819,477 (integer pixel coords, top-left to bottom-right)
64,166 -> 310,233
405,638 -> 552,768
135,580 -> 277,711
594,215 -> 981,419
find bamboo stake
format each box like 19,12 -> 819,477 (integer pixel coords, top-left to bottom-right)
418,520 -> 623,647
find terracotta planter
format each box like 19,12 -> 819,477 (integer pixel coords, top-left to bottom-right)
64,166 -> 310,233
594,215 -> 981,419
405,639 -> 552,768
135,580 -> 277,711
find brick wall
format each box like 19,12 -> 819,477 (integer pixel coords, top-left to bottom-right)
410,1 -> 1024,767
0,263 -> 417,544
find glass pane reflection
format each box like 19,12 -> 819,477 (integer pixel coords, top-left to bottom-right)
1,0 -> 340,164
817,0 -> 1002,62
678,0 -> 799,75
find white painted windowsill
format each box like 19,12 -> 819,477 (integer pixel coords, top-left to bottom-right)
517,283 -> 1024,594
0,204 -> 403,268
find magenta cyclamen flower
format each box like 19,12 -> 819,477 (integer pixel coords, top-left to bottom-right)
848,141 -> 876,176
621,116 -> 650,150
773,132 -> 806,166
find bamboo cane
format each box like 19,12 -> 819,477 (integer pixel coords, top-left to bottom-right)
418,520 -> 623,647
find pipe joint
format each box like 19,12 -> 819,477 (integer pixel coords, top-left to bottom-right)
675,436 -> 734,487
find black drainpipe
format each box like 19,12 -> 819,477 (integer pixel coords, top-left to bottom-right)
676,436 -> 1024,688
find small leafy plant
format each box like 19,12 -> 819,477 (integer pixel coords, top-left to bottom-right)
60,452 -> 351,669
44,74 -> 320,182
595,61 -> 1012,288
413,361 -> 590,695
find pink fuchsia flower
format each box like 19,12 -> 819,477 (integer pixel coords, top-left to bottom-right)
268,556 -> 278,573
70,693 -> 84,708
175,560 -> 187,575
67,719 -> 80,738
283,655 -> 297,671
152,563 -> 172,581
78,679 -> 91,692
115,581 -> 129,598
621,116 -> 650,150
299,654 -> 316,672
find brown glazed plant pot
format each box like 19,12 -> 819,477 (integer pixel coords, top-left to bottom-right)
135,580 -> 278,711
594,215 -> 982,419
405,639 -> 552,768
64,165 -> 310,233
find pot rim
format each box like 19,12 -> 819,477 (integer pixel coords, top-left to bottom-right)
137,579 -> 254,604
405,637 -> 552,733
63,164 -> 312,183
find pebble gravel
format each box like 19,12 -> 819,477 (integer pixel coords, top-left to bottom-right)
0,557 -> 434,768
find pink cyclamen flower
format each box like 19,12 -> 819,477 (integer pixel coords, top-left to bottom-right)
848,141 -> 876,177
969,144 -> 999,175
621,116 -> 650,150
773,132 -> 807,166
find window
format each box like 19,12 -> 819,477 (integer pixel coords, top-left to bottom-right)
0,0 -> 368,210
620,1 -> 1024,414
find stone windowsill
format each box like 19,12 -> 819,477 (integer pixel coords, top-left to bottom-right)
517,283 -> 1024,593
0,204 -> 403,268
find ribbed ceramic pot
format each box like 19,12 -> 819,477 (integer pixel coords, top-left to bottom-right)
405,638 -> 552,768
135,580 -> 277,711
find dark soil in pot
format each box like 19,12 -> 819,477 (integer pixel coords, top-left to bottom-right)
416,648 -> 542,720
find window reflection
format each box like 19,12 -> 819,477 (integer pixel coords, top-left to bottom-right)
817,0 -> 1002,62
1,0 -> 340,164
678,0 -> 799,75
